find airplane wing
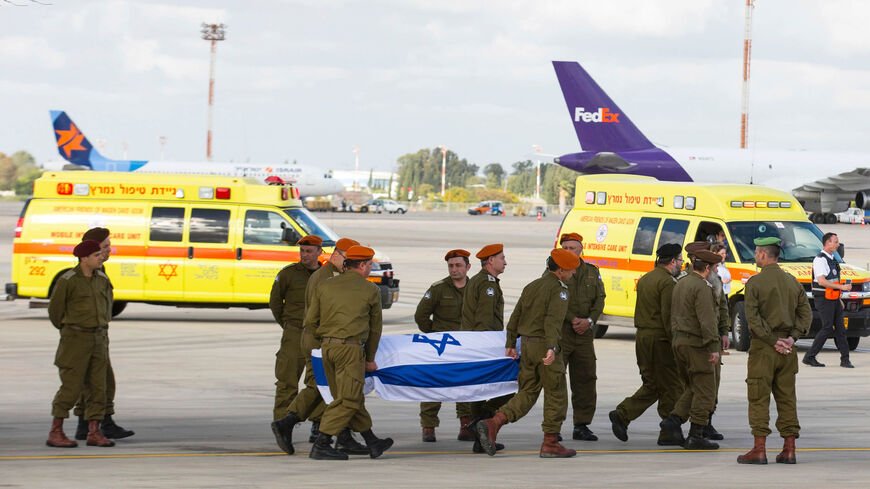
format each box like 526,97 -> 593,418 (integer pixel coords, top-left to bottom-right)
792,168 -> 870,193
791,168 -> 870,215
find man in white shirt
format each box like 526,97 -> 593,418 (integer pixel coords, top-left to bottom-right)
803,233 -> 854,368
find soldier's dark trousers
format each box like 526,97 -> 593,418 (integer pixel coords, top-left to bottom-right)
672,340 -> 717,426
498,341 -> 568,433
318,343 -> 373,436
52,327 -> 109,420
420,402 -> 470,428
287,329 -> 326,422
616,328 -> 683,423
561,332 -> 596,425
746,339 -> 801,438
806,299 -> 850,361
273,325 -> 306,420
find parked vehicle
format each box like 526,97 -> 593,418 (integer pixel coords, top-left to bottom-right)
468,200 -> 504,216
368,198 -> 408,214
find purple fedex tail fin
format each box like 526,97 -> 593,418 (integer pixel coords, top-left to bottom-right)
552,61 -> 653,152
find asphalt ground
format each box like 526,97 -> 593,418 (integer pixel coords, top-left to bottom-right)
2,201 -> 870,488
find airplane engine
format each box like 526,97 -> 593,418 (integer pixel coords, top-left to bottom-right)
856,191 -> 870,210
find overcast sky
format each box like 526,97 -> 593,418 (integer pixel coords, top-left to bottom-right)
2,0 -> 869,173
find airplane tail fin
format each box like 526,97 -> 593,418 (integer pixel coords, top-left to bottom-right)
552,61 -> 654,152
50,110 -> 101,168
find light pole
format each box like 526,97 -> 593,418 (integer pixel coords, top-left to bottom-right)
159,136 -> 167,160
201,23 -> 226,162
439,145 -> 448,198
352,146 -> 360,191
532,144 -> 543,200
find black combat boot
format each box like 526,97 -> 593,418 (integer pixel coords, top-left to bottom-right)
659,414 -> 684,446
360,429 -> 394,459
74,415 -> 88,441
101,415 -> 135,439
702,414 -> 723,441
270,412 -> 300,455
684,423 -> 719,450
308,420 -> 320,443
573,424 -> 598,441
309,433 -> 348,460
657,428 -> 685,446
336,428 -> 370,455
609,410 -> 628,442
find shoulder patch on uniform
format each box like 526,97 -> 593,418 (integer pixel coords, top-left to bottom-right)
95,269 -> 108,279
487,274 -> 496,282
60,269 -> 76,280
559,290 -> 568,301
485,287 -> 495,296
423,291 -> 431,299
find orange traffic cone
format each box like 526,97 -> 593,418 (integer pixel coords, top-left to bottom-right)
537,211 -> 542,221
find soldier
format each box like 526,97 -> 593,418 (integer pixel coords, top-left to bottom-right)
72,227 -> 135,441
269,235 -> 323,422
659,249 -> 722,450
557,233 -> 606,441
305,245 -> 393,460
473,249 -> 579,458
608,243 -> 684,445
46,240 -> 115,448
737,237 -> 811,465
271,237 -> 369,456
414,249 -> 473,443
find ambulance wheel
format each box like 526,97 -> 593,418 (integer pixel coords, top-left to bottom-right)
111,301 -> 127,318
847,337 -> 860,351
731,301 -> 751,352
593,324 -> 608,339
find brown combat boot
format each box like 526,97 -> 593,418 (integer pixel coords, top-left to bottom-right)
776,436 -> 796,464
422,427 -> 436,442
540,433 -> 577,458
737,436 -> 767,464
46,417 -> 77,448
86,420 -> 115,447
457,416 -> 474,441
474,412 -> 507,456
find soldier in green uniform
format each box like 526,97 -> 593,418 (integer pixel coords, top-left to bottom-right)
557,233 -> 606,441
609,243 -> 684,445
414,249 -> 473,443
270,235 -> 323,421
737,237 -> 811,465
271,237 -> 368,456
473,249 -> 579,458
46,240 -> 115,448
306,245 -> 394,460
659,249 -> 722,450
73,227 -> 135,441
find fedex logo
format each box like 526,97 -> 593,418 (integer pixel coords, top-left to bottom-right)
574,107 -> 619,123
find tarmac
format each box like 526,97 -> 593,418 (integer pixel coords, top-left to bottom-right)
1,202 -> 869,488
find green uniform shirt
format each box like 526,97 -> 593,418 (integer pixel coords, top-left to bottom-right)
304,261 -> 341,322
744,263 -> 812,346
270,262 -> 319,328
304,271 -> 383,362
563,261 -> 606,326
48,265 -> 112,329
634,266 -> 677,334
461,269 -> 504,331
671,272 -> 719,353
506,272 -> 569,348
415,276 -> 464,333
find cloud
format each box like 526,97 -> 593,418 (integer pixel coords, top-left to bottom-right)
818,0 -> 870,55
0,36 -> 66,69
120,36 -> 206,79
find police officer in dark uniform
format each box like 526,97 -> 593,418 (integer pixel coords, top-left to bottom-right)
414,249 -> 472,442
803,232 -> 854,368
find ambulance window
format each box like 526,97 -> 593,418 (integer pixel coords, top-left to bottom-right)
632,217 -> 661,255
659,219 -> 689,248
149,207 -> 184,242
244,210 -> 289,245
190,208 -> 230,243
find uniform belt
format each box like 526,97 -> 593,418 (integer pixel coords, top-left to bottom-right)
322,337 -> 362,345
521,336 -> 547,343
65,325 -> 108,332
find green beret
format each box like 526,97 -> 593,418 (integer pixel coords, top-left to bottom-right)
754,237 -> 782,247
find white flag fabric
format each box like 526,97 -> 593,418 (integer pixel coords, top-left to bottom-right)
312,331 -> 520,403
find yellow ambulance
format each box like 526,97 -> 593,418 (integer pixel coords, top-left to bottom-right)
6,171 -> 399,316
557,174 -> 870,351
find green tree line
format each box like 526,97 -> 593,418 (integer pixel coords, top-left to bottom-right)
0,151 -> 41,195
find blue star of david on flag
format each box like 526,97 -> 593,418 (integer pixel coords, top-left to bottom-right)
412,333 -> 462,356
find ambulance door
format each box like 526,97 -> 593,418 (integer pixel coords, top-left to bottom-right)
144,205 -> 187,301
233,207 -> 302,303
623,216 -> 662,316
656,218 -> 690,250
184,205 -> 237,302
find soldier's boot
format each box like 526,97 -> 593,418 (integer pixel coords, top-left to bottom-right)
775,436 -> 797,464
336,428 -> 371,455
309,433 -> 348,460
737,436 -> 768,464
658,414 -> 684,446
101,415 -> 135,439
86,420 -> 115,447
472,439 -> 505,453
74,415 -> 88,441
540,433 -> 577,458
360,429 -> 394,459
422,427 -> 436,442
457,416 -> 474,441
683,423 -> 718,450
308,420 -> 320,443
702,414 -> 723,441
573,424 -> 598,441
473,412 -> 508,456
657,428 -> 685,446
46,418 -> 78,448
270,412 -> 299,455
609,410 -> 628,442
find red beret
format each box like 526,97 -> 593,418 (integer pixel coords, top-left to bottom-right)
444,249 -> 471,261
82,227 -> 110,243
335,238 -> 360,252
297,235 -> 323,247
73,240 -> 102,258
560,232 -> 583,244
551,248 -> 580,270
475,243 -> 504,260
346,245 -> 375,260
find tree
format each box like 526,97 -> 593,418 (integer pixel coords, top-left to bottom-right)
483,163 -> 505,189
0,153 -> 14,190
505,160 -> 541,197
395,147 -> 479,200
14,167 -> 42,196
444,187 -> 471,202
367,169 -> 374,189
541,164 -> 579,206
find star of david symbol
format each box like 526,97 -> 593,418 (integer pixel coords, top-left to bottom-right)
412,333 -> 461,356
158,263 -> 178,281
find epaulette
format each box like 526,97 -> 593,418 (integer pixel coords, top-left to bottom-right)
60,269 -> 76,280
430,279 -> 445,287
487,274 -> 496,282
95,269 -> 108,280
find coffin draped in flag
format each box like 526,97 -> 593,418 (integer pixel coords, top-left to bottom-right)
312,331 -> 520,403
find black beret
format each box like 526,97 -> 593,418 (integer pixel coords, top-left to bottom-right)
656,243 -> 682,259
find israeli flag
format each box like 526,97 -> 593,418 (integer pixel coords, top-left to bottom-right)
312,331 -> 520,403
